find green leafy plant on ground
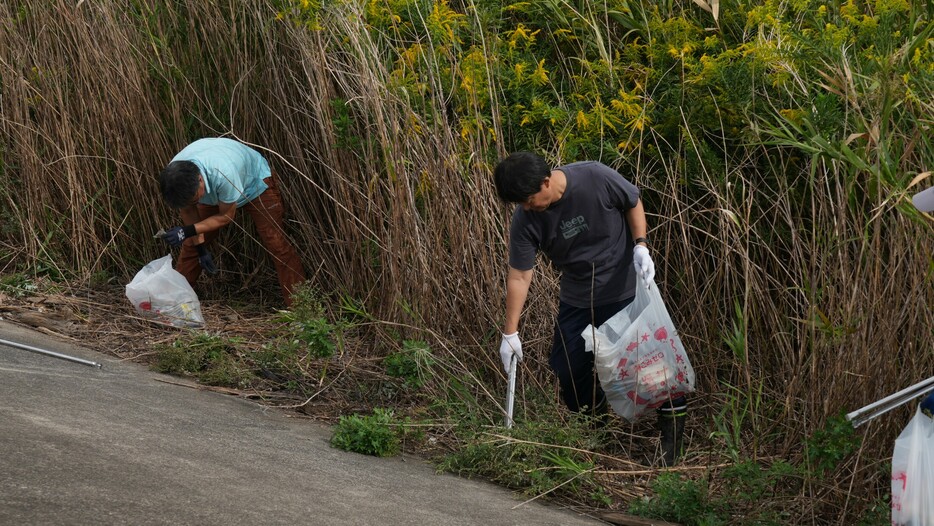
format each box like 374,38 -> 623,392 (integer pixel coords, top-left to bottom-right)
0,273 -> 38,297
804,413 -> 861,476
630,414 -> 863,524
629,461 -> 803,525
857,497 -> 891,526
274,284 -> 340,359
629,472 -> 723,526
149,284 -> 357,397
383,339 -> 435,389
331,408 -> 405,457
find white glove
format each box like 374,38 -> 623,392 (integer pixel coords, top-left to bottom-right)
633,245 -> 655,284
499,332 -> 523,373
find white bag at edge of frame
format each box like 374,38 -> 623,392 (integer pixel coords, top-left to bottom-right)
891,407 -> 934,525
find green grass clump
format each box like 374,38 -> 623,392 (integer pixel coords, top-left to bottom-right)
629,473 -> 722,526
153,332 -> 252,388
383,339 -> 435,388
0,273 -> 38,297
330,408 -> 403,457
275,284 -> 339,359
438,412 -> 610,506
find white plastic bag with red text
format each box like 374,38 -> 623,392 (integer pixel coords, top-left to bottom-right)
125,255 -> 204,328
891,407 -> 934,525
582,278 -> 694,422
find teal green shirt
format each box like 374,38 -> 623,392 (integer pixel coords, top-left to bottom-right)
171,138 -> 271,208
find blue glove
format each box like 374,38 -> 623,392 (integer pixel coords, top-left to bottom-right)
196,244 -> 218,275
921,391 -> 934,419
160,225 -> 197,248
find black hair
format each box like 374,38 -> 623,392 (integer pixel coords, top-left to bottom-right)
159,160 -> 201,209
493,151 -> 551,204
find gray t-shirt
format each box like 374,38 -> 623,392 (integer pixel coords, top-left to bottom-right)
508,161 -> 641,308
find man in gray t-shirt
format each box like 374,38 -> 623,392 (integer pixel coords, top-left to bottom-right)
494,151 -> 687,466
507,159 -> 642,307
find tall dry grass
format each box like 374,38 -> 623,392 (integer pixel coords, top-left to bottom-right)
1,0 -> 932,520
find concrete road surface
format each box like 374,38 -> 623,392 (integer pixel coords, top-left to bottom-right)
0,320 -> 603,525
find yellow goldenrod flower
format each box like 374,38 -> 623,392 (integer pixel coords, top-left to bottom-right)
628,114 -> 648,132
576,110 -> 591,129
531,59 -> 549,86
513,62 -> 526,81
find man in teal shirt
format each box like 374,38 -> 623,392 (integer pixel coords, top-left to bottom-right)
158,138 -> 306,307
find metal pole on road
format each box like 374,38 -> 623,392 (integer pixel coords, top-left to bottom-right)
0,337 -> 102,368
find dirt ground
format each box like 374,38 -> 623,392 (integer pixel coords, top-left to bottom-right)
0,279 -> 324,408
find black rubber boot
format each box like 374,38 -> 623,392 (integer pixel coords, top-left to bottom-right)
657,401 -> 687,466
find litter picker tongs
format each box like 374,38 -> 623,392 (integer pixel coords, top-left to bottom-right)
505,354 -> 517,429
846,375 -> 934,428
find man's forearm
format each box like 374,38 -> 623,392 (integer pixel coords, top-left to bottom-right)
504,268 -> 532,334
193,213 -> 233,234
625,198 -> 648,243
178,204 -> 235,240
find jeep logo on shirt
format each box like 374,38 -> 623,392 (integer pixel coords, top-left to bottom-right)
560,215 -> 589,239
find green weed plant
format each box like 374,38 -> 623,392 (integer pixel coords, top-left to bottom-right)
438,411 -> 610,506
631,415 -> 862,524
630,460 -> 801,525
629,472 -> 722,526
153,331 -> 252,388
804,413 -> 861,476
331,408 -> 404,457
275,284 -> 339,360
383,339 -> 435,389
0,273 -> 38,297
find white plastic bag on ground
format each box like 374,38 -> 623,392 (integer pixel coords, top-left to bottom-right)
125,255 -> 204,328
891,407 -> 934,525
582,278 -> 695,422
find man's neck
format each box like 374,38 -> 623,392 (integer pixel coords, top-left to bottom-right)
549,169 -> 567,201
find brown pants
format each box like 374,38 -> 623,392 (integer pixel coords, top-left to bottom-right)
176,174 -> 306,306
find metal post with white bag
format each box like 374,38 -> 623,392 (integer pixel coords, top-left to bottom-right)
844,185 -> 934,525
847,378 -> 934,525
